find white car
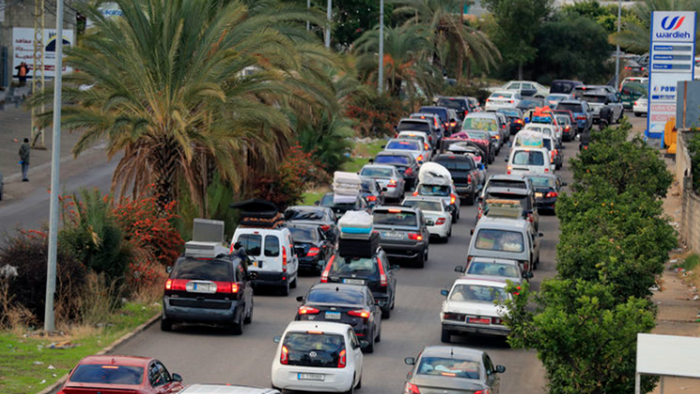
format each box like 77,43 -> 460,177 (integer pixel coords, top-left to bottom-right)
507,147 -> 555,175
488,80 -> 549,98
397,130 -> 432,151
633,96 -> 648,117
181,385 -> 280,394
271,321 -> 365,393
401,197 -> 452,242
440,277 -> 512,342
485,91 -> 521,112
454,257 -> 530,284
524,123 -> 560,145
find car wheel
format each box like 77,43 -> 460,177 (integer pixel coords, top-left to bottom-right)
634,112 -> 641,117
442,235 -> 449,244
466,191 -> 475,206
375,323 -> 382,342
244,300 -> 253,324
441,327 -> 452,343
290,276 -> 297,289
381,306 -> 391,319
160,317 -> 173,332
280,280 -> 290,296
448,226 -> 452,238
231,312 -> 244,335
364,330 -> 375,353
415,250 -> 425,268
356,375 -> 362,389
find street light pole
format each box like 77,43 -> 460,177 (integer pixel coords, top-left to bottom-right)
378,0 -> 384,94
44,0 -> 64,333
325,0 -> 331,48
614,0 -> 622,89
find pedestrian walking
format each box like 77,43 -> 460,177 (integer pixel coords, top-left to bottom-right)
19,138 -> 30,182
15,62 -> 29,87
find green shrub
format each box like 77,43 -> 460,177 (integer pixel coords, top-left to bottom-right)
688,132 -> 700,194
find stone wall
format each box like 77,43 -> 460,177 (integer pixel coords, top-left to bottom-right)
677,130 -> 700,255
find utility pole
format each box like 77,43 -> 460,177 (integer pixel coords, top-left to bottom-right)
325,0 -> 331,48
614,0 -> 622,89
378,0 -> 384,94
44,0 -> 64,333
306,0 -> 310,31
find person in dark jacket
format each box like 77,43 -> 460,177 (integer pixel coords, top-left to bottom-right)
19,138 -> 30,181
15,62 -> 29,87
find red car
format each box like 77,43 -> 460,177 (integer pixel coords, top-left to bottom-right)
58,355 -> 183,394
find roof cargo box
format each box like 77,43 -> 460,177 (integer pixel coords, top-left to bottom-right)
418,162 -> 452,185
338,232 -> 379,258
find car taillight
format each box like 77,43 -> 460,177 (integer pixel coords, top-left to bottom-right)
507,165 -> 512,174
405,382 -> 421,394
405,167 -> 414,176
577,115 -> 586,120
424,143 -> 430,150
509,100 -> 514,103
348,309 -> 371,319
584,145 -> 588,150
280,345 -> 289,364
467,174 -> 472,184
320,255 -> 335,283
565,125 -> 570,132
544,167 -> 550,173
436,217 -> 446,225
416,155 -> 424,162
377,256 -> 388,287
474,390 -> 490,394
546,191 -> 559,198
467,256 -> 473,265
527,212 -> 534,223
366,195 -> 377,202
450,122 -> 457,127
412,191 -> 419,196
492,317 -> 503,325
307,247 -> 321,257
495,135 -> 500,139
338,349 -> 347,368
165,279 -> 187,291
298,306 -> 320,315
486,98 -> 491,102
388,179 -> 397,188
216,282 -> 239,293
165,278 -> 172,290
282,246 -> 287,272
408,233 -> 423,241
320,225 -> 331,231
450,193 -> 457,205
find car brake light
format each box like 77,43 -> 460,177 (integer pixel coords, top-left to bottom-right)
388,179 -> 397,188
320,255 -> 335,283
405,167 -> 414,175
424,143 -> 429,150
307,247 -> 321,257
320,225 -> 331,231
338,349 -> 347,368
215,282 -> 239,293
450,122 -> 457,127
416,155 -> 424,162
546,191 -> 559,198
527,212 -> 534,223
412,191 -> 419,196
450,193 -> 457,205
348,309 -> 371,318
474,390 -> 490,394
165,279 -> 187,291
486,99 -> 491,102
545,167 -> 550,173
281,345 -> 289,364
299,306 -> 320,315
282,246 -> 287,272
165,278 -> 172,290
377,257 -> 388,287
229,243 -> 235,254
495,135 -> 500,139
408,233 -> 423,241
366,195 -> 377,202
464,110 -> 469,116
436,217 -> 446,225
388,208 -> 402,213
405,382 -> 421,394
507,165 -> 512,174
577,115 -> 586,120
509,100 -> 514,103
467,174 -> 472,184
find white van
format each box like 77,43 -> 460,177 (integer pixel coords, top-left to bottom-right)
231,227 -> 298,295
507,147 -> 554,176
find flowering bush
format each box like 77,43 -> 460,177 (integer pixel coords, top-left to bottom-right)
346,94 -> 408,137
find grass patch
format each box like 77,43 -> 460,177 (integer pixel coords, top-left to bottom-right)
0,302 -> 160,394
300,188 -> 329,206
341,139 -> 386,173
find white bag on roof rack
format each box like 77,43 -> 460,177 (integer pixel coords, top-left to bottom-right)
338,210 -> 374,239
418,162 -> 452,185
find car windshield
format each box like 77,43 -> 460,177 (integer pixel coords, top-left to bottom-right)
387,140 -> 420,151
398,121 -> 431,132
497,109 -> 520,117
70,364 -> 144,385
556,103 -> 583,113
417,356 -> 481,380
360,167 -> 394,178
402,200 -> 443,212
418,185 -> 451,197
374,210 -> 418,227
467,131 -> 489,140
306,287 -> 364,305
283,332 -> 345,368
375,155 -> 410,166
437,98 -> 467,111
287,209 -> 324,222
330,256 -> 378,275
289,226 -> 319,243
512,150 -> 545,166
434,159 -> 473,171
584,95 -> 607,104
467,262 -> 519,278
475,229 -> 525,253
449,284 -> 508,303
527,176 -> 556,188
171,258 -> 232,281
463,117 -> 498,132
237,233 -> 262,256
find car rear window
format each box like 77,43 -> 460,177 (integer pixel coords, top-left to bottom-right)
490,92 -> 513,99
171,258 -> 232,281
264,235 -> 280,257
434,158 -> 474,171
583,95 -> 607,104
306,287 -> 364,305
556,103 -> 583,113
402,200 -> 443,212
289,226 -> 319,243
237,233 -> 262,256
463,117 -> 498,132
556,116 -> 570,125
375,155 -> 410,166
360,167 -> 394,178
437,98 -> 468,111
398,121 -> 430,132
374,210 -> 418,227
497,109 -> 520,117
387,140 -> 420,151
449,284 -> 508,303
417,356 -> 481,379
466,130 -> 489,140
475,229 -> 524,253
330,256 -> 378,276
286,209 -> 324,222
512,150 -> 545,166
467,261 -> 519,278
488,180 -> 526,189
419,107 -> 448,120
70,364 -> 144,385
418,184 -> 451,197
283,332 -> 346,368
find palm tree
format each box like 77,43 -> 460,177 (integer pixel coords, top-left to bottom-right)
611,0 -> 700,54
390,0 -> 501,80
33,0 -> 338,216
354,25 -> 439,99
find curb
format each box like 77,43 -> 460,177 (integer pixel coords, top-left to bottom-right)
35,312 -> 161,394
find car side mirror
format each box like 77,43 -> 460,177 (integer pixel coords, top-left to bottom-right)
314,200 -> 320,206
171,373 -> 183,382
381,145 -> 386,149
273,336 -> 281,343
470,229 -> 475,235
496,365 -> 506,374
562,182 -> 568,187
296,296 -> 304,302
505,157 -> 509,162
359,340 -> 370,349
454,265 -> 465,273
538,232 -> 544,237
522,271 -> 534,279
166,266 -> 173,274
383,187 -> 388,192
404,357 -> 416,366
440,289 -> 449,297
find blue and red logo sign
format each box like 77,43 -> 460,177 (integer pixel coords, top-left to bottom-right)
655,14 -> 692,39
661,16 -> 686,31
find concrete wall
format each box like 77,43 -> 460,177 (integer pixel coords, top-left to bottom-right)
677,130 -> 700,255
676,80 -> 700,130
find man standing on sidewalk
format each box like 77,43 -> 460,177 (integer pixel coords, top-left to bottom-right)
19,138 -> 30,182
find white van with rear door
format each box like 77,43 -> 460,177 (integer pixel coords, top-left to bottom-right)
231,227 -> 298,295
507,147 -> 554,176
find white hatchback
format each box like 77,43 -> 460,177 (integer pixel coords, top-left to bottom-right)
401,197 -> 453,241
485,91 -> 521,112
507,147 -> 555,176
271,321 -> 365,393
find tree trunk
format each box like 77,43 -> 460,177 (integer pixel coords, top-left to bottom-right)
152,136 -> 179,213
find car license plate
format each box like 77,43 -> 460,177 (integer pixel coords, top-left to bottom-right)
343,278 -> 365,285
467,317 -> 491,325
536,192 -> 544,198
186,281 -> 215,293
251,261 -> 263,268
325,311 -> 341,320
298,373 -> 325,381
383,231 -> 403,239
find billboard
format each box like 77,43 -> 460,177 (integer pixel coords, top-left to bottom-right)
12,28 -> 75,78
646,11 -> 697,143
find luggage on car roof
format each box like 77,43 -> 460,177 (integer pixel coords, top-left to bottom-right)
338,211 -> 374,240
230,199 -> 284,229
338,232 -> 379,258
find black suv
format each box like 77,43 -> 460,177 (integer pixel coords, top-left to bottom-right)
432,154 -> 480,205
320,247 -> 398,318
372,206 -> 430,268
287,222 -> 335,274
318,192 -> 369,218
162,248 -> 254,334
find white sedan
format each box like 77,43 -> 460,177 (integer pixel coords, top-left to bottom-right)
485,91 -> 521,112
633,97 -> 648,117
401,197 -> 452,242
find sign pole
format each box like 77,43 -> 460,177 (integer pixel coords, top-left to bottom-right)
614,0 -> 621,89
378,0 -> 384,94
44,0 -> 64,333
325,0 -> 331,48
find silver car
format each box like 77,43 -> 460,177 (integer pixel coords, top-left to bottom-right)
383,138 -> 430,165
359,164 -> 405,200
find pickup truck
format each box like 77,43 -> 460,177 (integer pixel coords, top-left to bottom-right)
582,92 -> 624,124
432,154 -> 484,205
